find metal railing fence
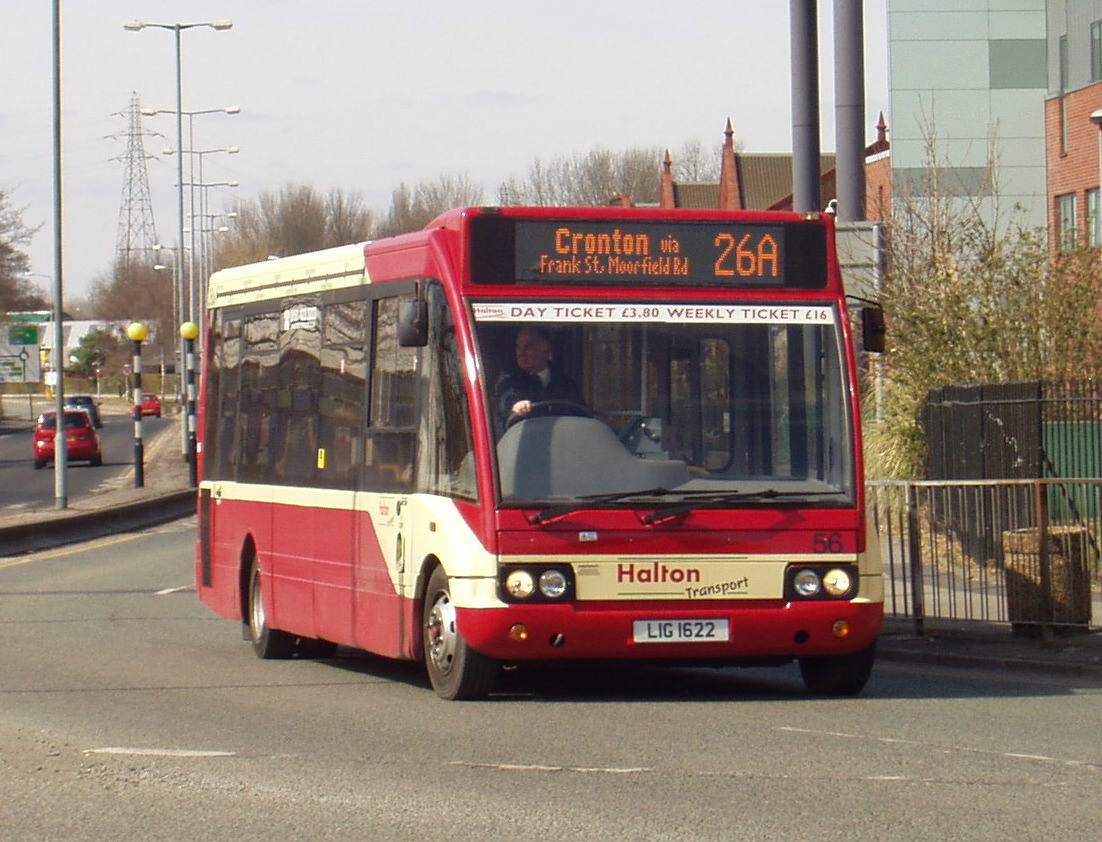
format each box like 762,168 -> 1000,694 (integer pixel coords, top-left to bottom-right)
868,478 -> 1102,636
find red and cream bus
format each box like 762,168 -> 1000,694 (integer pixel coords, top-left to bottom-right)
195,206 -> 884,699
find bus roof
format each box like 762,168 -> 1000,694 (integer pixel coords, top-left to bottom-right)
207,242 -> 368,308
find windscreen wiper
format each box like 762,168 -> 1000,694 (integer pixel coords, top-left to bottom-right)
528,487 -> 676,526
642,489 -> 846,526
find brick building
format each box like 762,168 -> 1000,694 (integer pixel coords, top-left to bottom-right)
649,116 -> 891,223
1046,1 -> 1102,253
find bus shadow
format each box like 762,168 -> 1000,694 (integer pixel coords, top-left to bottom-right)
322,650 -> 1098,702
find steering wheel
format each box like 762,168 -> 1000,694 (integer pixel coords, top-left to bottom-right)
617,415 -> 645,444
504,400 -> 595,430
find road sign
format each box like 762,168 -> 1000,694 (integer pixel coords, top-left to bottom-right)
7,325 -> 38,345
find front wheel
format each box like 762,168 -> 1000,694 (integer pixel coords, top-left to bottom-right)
247,559 -> 296,659
422,566 -> 497,700
799,642 -> 876,697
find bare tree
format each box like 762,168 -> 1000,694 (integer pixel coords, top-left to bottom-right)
87,262 -> 175,362
497,138 -> 727,207
0,188 -> 45,313
671,138 -> 723,182
374,174 -> 485,238
498,146 -> 664,206
216,183 -> 374,268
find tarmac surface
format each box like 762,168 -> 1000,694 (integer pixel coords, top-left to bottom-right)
2,409 -> 1101,680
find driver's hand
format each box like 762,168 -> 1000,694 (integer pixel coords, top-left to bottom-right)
512,400 -> 532,417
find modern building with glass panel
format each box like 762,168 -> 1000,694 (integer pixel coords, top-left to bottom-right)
888,0 -> 1048,231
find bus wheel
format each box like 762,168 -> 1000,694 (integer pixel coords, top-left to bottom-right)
798,642 -> 876,697
247,560 -> 295,659
422,566 -> 497,700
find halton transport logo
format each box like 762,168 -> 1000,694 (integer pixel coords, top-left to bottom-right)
617,562 -> 701,584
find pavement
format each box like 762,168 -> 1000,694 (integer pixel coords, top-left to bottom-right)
2,408 -> 1101,680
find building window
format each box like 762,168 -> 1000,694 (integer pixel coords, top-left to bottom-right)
1092,21 -> 1102,82
1057,193 -> 1078,253
1088,189 -> 1100,249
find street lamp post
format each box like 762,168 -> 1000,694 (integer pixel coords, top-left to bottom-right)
124,18 -> 232,459
166,144 -> 239,298
183,179 -> 239,319
142,106 -> 239,336
51,0 -> 66,509
199,211 -> 237,281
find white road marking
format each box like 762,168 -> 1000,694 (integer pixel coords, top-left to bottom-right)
777,726 -> 1101,772
451,761 -> 651,774
84,747 -> 236,758
154,585 -> 193,595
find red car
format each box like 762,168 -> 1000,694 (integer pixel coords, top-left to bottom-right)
32,409 -> 103,469
135,392 -> 162,417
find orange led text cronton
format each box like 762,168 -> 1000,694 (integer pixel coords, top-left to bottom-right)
555,227 -> 652,257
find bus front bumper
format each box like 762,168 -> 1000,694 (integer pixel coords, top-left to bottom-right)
455,600 -> 883,662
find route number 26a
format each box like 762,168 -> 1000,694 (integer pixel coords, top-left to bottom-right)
813,532 -> 844,553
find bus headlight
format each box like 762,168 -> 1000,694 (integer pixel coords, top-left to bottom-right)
793,568 -> 821,597
822,567 -> 853,597
504,570 -> 535,599
539,569 -> 568,599
785,563 -> 859,600
500,565 -> 575,603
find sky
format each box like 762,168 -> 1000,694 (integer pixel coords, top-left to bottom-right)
1,1 -> 889,300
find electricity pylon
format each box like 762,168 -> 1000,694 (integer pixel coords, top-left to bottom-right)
110,91 -> 161,270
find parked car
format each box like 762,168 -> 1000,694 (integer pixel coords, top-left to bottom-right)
135,392 -> 162,418
32,409 -> 103,469
64,394 -> 102,428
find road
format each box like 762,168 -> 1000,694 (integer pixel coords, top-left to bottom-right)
1,519 -> 1099,842
0,407 -> 172,511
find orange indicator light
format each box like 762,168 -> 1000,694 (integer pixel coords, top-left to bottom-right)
831,619 -> 851,638
508,624 -> 529,642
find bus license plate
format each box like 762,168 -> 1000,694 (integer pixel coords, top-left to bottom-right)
633,619 -> 729,643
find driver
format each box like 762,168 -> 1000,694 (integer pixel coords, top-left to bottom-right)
495,325 -> 584,432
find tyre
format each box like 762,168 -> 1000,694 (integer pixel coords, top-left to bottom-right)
422,566 -> 497,700
90,453 -> 102,467
247,559 -> 296,659
799,642 -> 876,697
33,460 -> 45,470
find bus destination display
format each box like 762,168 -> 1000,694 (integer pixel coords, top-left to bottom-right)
515,221 -> 792,286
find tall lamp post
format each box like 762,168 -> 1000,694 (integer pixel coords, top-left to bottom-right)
183,179 -> 239,322
144,105 -> 240,320
51,0 -> 67,509
124,18 -> 232,459
165,143 -> 239,302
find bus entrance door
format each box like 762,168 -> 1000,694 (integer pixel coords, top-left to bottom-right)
352,493 -> 409,659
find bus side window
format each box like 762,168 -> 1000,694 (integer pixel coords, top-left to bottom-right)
318,299 -> 368,490
239,312 -> 280,484
365,297 -> 417,491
